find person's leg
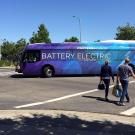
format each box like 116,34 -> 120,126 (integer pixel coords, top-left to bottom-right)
103,79 -> 110,100
125,83 -> 130,102
120,80 -> 128,104
126,94 -> 130,102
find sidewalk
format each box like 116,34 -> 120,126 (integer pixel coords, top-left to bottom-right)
0,110 -> 135,124
0,66 -> 15,69
0,110 -> 135,135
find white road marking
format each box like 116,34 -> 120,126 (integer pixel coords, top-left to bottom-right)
15,89 -> 99,109
14,80 -> 135,109
120,80 -> 135,116
129,80 -> 135,84
120,107 -> 135,116
15,84 -> 114,109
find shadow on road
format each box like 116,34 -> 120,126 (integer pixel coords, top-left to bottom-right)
82,95 -> 118,105
10,74 -> 99,79
0,114 -> 135,135
10,74 -> 39,78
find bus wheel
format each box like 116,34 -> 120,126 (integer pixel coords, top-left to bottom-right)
43,66 -> 54,78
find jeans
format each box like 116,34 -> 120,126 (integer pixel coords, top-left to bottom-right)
103,79 -> 110,98
120,80 -> 129,103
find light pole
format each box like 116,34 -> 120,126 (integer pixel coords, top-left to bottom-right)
73,16 -> 82,42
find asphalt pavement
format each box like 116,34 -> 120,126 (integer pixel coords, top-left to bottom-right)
0,68 -> 135,134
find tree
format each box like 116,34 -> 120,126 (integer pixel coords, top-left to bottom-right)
29,24 -> 51,43
64,36 -> 79,42
1,38 -> 27,62
94,40 -> 100,42
115,23 -> 135,40
15,38 -> 27,54
1,39 -> 16,61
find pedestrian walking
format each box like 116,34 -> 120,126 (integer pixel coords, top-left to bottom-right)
100,60 -> 114,101
117,58 -> 135,106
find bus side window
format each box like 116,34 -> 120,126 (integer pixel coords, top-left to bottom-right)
33,53 -> 39,62
22,51 -> 40,63
29,51 -> 40,63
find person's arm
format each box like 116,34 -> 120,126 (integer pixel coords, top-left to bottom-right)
116,71 -> 120,84
116,66 -> 121,84
100,76 -> 102,82
130,68 -> 135,79
132,74 -> 135,79
109,66 -> 114,82
116,73 -> 120,84
100,66 -> 103,82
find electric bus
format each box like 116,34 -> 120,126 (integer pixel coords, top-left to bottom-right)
15,41 -> 135,77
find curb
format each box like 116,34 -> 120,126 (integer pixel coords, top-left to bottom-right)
0,67 -> 15,69
0,110 -> 135,125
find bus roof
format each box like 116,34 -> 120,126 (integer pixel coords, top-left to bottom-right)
25,41 -> 135,50
100,40 -> 135,43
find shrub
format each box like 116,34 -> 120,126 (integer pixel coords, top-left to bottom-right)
0,60 -> 13,67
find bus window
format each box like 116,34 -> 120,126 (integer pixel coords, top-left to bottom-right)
23,51 -> 40,63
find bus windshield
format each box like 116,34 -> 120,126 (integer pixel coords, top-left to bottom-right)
22,50 -> 40,63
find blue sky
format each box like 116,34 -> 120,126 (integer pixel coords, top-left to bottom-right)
0,0 -> 135,43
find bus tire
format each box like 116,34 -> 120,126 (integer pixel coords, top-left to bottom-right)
42,66 -> 54,78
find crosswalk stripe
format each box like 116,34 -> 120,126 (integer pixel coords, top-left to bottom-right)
120,81 -> 135,116
120,107 -> 135,116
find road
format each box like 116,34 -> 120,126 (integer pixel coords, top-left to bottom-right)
0,68 -> 135,134
0,68 -> 135,117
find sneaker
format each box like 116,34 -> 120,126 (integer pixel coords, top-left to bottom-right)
127,99 -> 130,103
105,98 -> 109,101
117,102 -> 125,106
126,96 -> 130,103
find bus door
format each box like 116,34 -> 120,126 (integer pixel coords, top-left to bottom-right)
21,50 -> 41,75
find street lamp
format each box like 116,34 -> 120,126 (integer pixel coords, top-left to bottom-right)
73,16 -> 82,42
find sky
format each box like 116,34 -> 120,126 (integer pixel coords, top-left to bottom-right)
0,0 -> 135,43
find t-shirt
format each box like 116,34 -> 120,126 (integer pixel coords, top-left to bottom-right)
118,64 -> 133,80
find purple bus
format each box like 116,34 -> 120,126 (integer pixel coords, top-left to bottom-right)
15,41 -> 135,77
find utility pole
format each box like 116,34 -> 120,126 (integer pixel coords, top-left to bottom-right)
73,16 -> 82,42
